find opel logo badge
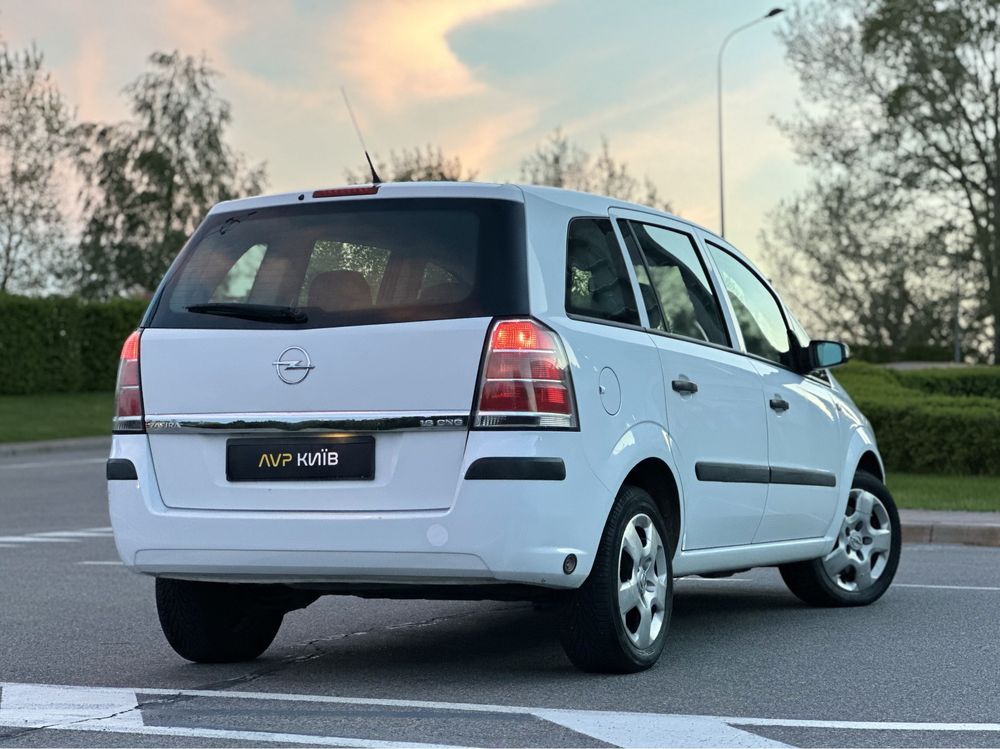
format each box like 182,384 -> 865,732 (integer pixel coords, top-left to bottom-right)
848,530 -> 864,552
273,346 -> 315,385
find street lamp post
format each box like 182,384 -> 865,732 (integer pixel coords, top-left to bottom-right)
717,7 -> 784,238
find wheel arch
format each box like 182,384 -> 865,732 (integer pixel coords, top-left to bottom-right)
620,457 -> 682,559
856,450 -> 885,482
593,422 -> 685,561
825,433 -> 886,542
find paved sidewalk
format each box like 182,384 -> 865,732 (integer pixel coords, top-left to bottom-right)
3,436 -> 998,549
901,509 -> 1000,547
0,436 -> 109,457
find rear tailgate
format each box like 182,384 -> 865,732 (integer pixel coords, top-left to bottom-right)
142,319 -> 488,512
139,193 -> 526,512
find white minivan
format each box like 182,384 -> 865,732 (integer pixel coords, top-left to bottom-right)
108,182 -> 900,673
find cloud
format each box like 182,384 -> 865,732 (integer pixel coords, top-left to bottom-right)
0,0 -> 801,270
71,30 -> 119,122
449,99 -> 539,176
330,0 -> 535,111
158,0 -> 249,59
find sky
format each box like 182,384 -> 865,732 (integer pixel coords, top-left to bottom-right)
0,0 -> 809,272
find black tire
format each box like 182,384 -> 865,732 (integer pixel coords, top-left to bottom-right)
780,471 -> 901,607
559,485 -> 673,673
156,578 -> 285,663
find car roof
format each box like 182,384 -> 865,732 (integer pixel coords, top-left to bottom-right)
207,181 -> 522,214
208,180 -> 732,258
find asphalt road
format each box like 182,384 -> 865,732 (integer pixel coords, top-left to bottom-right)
1,443 -> 999,748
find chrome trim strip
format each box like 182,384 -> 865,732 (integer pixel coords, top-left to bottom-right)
144,411 -> 471,434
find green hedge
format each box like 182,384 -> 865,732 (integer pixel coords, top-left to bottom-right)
4,293 -> 1000,475
895,367 -> 1000,401
849,344 -> 953,364
0,294 -> 147,395
836,363 -> 1000,475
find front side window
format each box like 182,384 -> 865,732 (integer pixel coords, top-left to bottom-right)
623,222 -> 729,346
565,218 -> 640,326
707,243 -> 791,364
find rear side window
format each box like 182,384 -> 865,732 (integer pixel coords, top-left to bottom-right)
212,244 -> 267,301
622,221 -> 729,346
297,243 -> 389,309
565,218 -> 640,326
149,198 -> 528,329
617,221 -> 664,329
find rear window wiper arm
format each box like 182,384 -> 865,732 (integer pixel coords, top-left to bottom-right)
186,303 -> 308,324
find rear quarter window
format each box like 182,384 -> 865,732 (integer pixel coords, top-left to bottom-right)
565,218 -> 640,326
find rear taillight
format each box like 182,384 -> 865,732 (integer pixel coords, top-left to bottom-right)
474,319 -> 578,429
113,330 -> 144,433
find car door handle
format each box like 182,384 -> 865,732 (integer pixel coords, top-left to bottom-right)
672,379 -> 698,394
770,397 -> 790,412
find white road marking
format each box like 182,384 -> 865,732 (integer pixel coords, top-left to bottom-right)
139,685 -> 673,715
0,457 -> 105,470
0,527 -> 114,549
534,708 -> 785,747
674,577 -> 1000,592
0,536 -> 74,544
894,583 -> 1000,592
0,683 -> 142,729
0,683 -> 442,748
725,715 -> 1000,732
76,561 -> 122,566
30,531 -> 113,539
5,681 -> 1000,748
133,685 -> 1000,737
10,722 -> 456,748
675,579 -> 1000,592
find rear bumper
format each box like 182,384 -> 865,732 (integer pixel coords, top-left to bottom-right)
108,433 -> 612,590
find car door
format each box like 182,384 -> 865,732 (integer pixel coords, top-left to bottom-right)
704,240 -> 843,542
610,209 -> 769,550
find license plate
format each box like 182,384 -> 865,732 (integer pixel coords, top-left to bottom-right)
226,437 -> 375,482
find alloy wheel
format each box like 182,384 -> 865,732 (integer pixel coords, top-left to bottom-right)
617,513 -> 668,648
821,489 -> 893,592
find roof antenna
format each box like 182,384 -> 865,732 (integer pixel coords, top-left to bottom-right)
340,86 -> 382,184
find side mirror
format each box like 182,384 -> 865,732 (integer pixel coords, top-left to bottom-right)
802,340 -> 849,372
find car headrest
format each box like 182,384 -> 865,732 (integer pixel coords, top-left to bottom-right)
307,270 -> 372,311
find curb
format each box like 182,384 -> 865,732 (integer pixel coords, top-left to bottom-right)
2,436 -> 998,550
0,435 -> 110,458
901,521 -> 1000,548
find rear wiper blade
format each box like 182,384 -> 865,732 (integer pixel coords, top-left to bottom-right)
186,303 -> 308,324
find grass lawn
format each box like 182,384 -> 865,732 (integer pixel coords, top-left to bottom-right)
0,391 -> 112,443
1,391 -> 999,514
889,473 -> 1000,513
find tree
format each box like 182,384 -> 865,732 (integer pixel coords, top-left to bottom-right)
520,129 -> 673,212
76,51 -> 265,297
770,0 -> 1000,360
761,170 -> 973,357
0,41 -> 74,294
345,145 -> 475,184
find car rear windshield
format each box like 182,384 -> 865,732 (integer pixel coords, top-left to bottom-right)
147,197 -> 528,329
